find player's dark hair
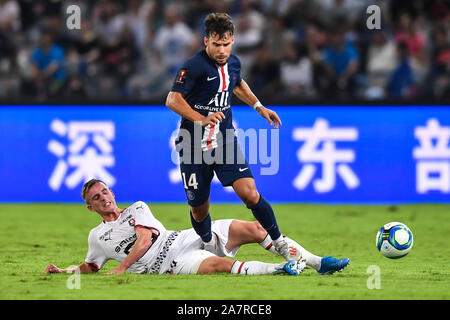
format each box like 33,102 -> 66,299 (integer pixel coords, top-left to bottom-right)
81,179 -> 107,203
204,13 -> 234,39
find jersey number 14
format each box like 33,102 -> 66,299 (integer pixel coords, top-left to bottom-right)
182,172 -> 199,190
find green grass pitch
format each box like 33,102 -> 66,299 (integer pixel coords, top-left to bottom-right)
0,203 -> 448,300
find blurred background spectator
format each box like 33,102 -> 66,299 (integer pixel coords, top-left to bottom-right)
28,27 -> 67,99
0,0 -> 448,103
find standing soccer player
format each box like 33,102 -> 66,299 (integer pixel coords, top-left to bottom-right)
165,12 -> 294,259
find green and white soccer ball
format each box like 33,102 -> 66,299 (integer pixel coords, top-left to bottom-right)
376,222 -> 413,259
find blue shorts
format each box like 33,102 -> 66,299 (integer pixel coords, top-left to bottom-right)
178,138 -> 253,207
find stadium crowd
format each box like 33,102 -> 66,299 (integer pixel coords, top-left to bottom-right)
0,0 -> 448,103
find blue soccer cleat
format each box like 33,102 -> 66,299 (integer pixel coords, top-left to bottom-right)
317,256 -> 350,275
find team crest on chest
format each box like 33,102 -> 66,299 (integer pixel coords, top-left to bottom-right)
99,228 -> 113,241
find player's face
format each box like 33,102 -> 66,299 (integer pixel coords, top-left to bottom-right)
204,32 -> 234,65
85,182 -> 118,215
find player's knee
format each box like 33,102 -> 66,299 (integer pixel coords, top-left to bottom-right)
249,221 -> 267,242
240,187 -> 260,207
215,258 -> 234,273
198,257 -> 233,274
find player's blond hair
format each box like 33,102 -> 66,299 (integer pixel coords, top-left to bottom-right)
81,179 -> 108,203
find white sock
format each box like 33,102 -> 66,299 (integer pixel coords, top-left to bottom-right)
204,232 -> 217,246
258,234 -> 277,254
230,261 -> 278,275
271,235 -> 283,244
297,245 -> 322,271
263,234 -> 322,271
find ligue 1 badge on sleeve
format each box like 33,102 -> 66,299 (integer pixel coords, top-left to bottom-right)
176,69 -> 187,86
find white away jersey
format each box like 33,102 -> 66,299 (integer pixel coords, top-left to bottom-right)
84,201 -> 169,274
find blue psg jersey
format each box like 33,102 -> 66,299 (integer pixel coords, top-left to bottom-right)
171,49 -> 242,150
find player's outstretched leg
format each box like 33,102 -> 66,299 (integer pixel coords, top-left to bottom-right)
226,219 -> 320,268
197,256 -> 306,276
250,221 -> 350,274
226,220 -> 340,273
222,220 -> 350,275
262,234 -> 350,274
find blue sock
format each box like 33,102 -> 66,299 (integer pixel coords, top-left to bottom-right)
247,195 -> 281,241
190,211 -> 212,243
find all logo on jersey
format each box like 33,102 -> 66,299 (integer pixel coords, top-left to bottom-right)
207,91 -> 230,107
175,69 -> 187,86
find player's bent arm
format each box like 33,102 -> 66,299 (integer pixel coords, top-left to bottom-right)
45,262 -> 97,274
106,227 -> 153,274
165,91 -> 225,127
165,91 -> 204,122
233,79 -> 259,108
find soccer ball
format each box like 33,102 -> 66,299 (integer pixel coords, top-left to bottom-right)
376,222 -> 413,259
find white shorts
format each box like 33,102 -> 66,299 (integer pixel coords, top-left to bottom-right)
162,219 -> 240,275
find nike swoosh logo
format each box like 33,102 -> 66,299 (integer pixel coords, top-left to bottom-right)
207,76 -> 217,81
239,167 -> 248,172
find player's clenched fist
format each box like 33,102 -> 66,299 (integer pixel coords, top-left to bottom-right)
201,112 -> 225,127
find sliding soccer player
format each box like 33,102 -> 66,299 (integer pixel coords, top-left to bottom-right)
45,179 -> 349,275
